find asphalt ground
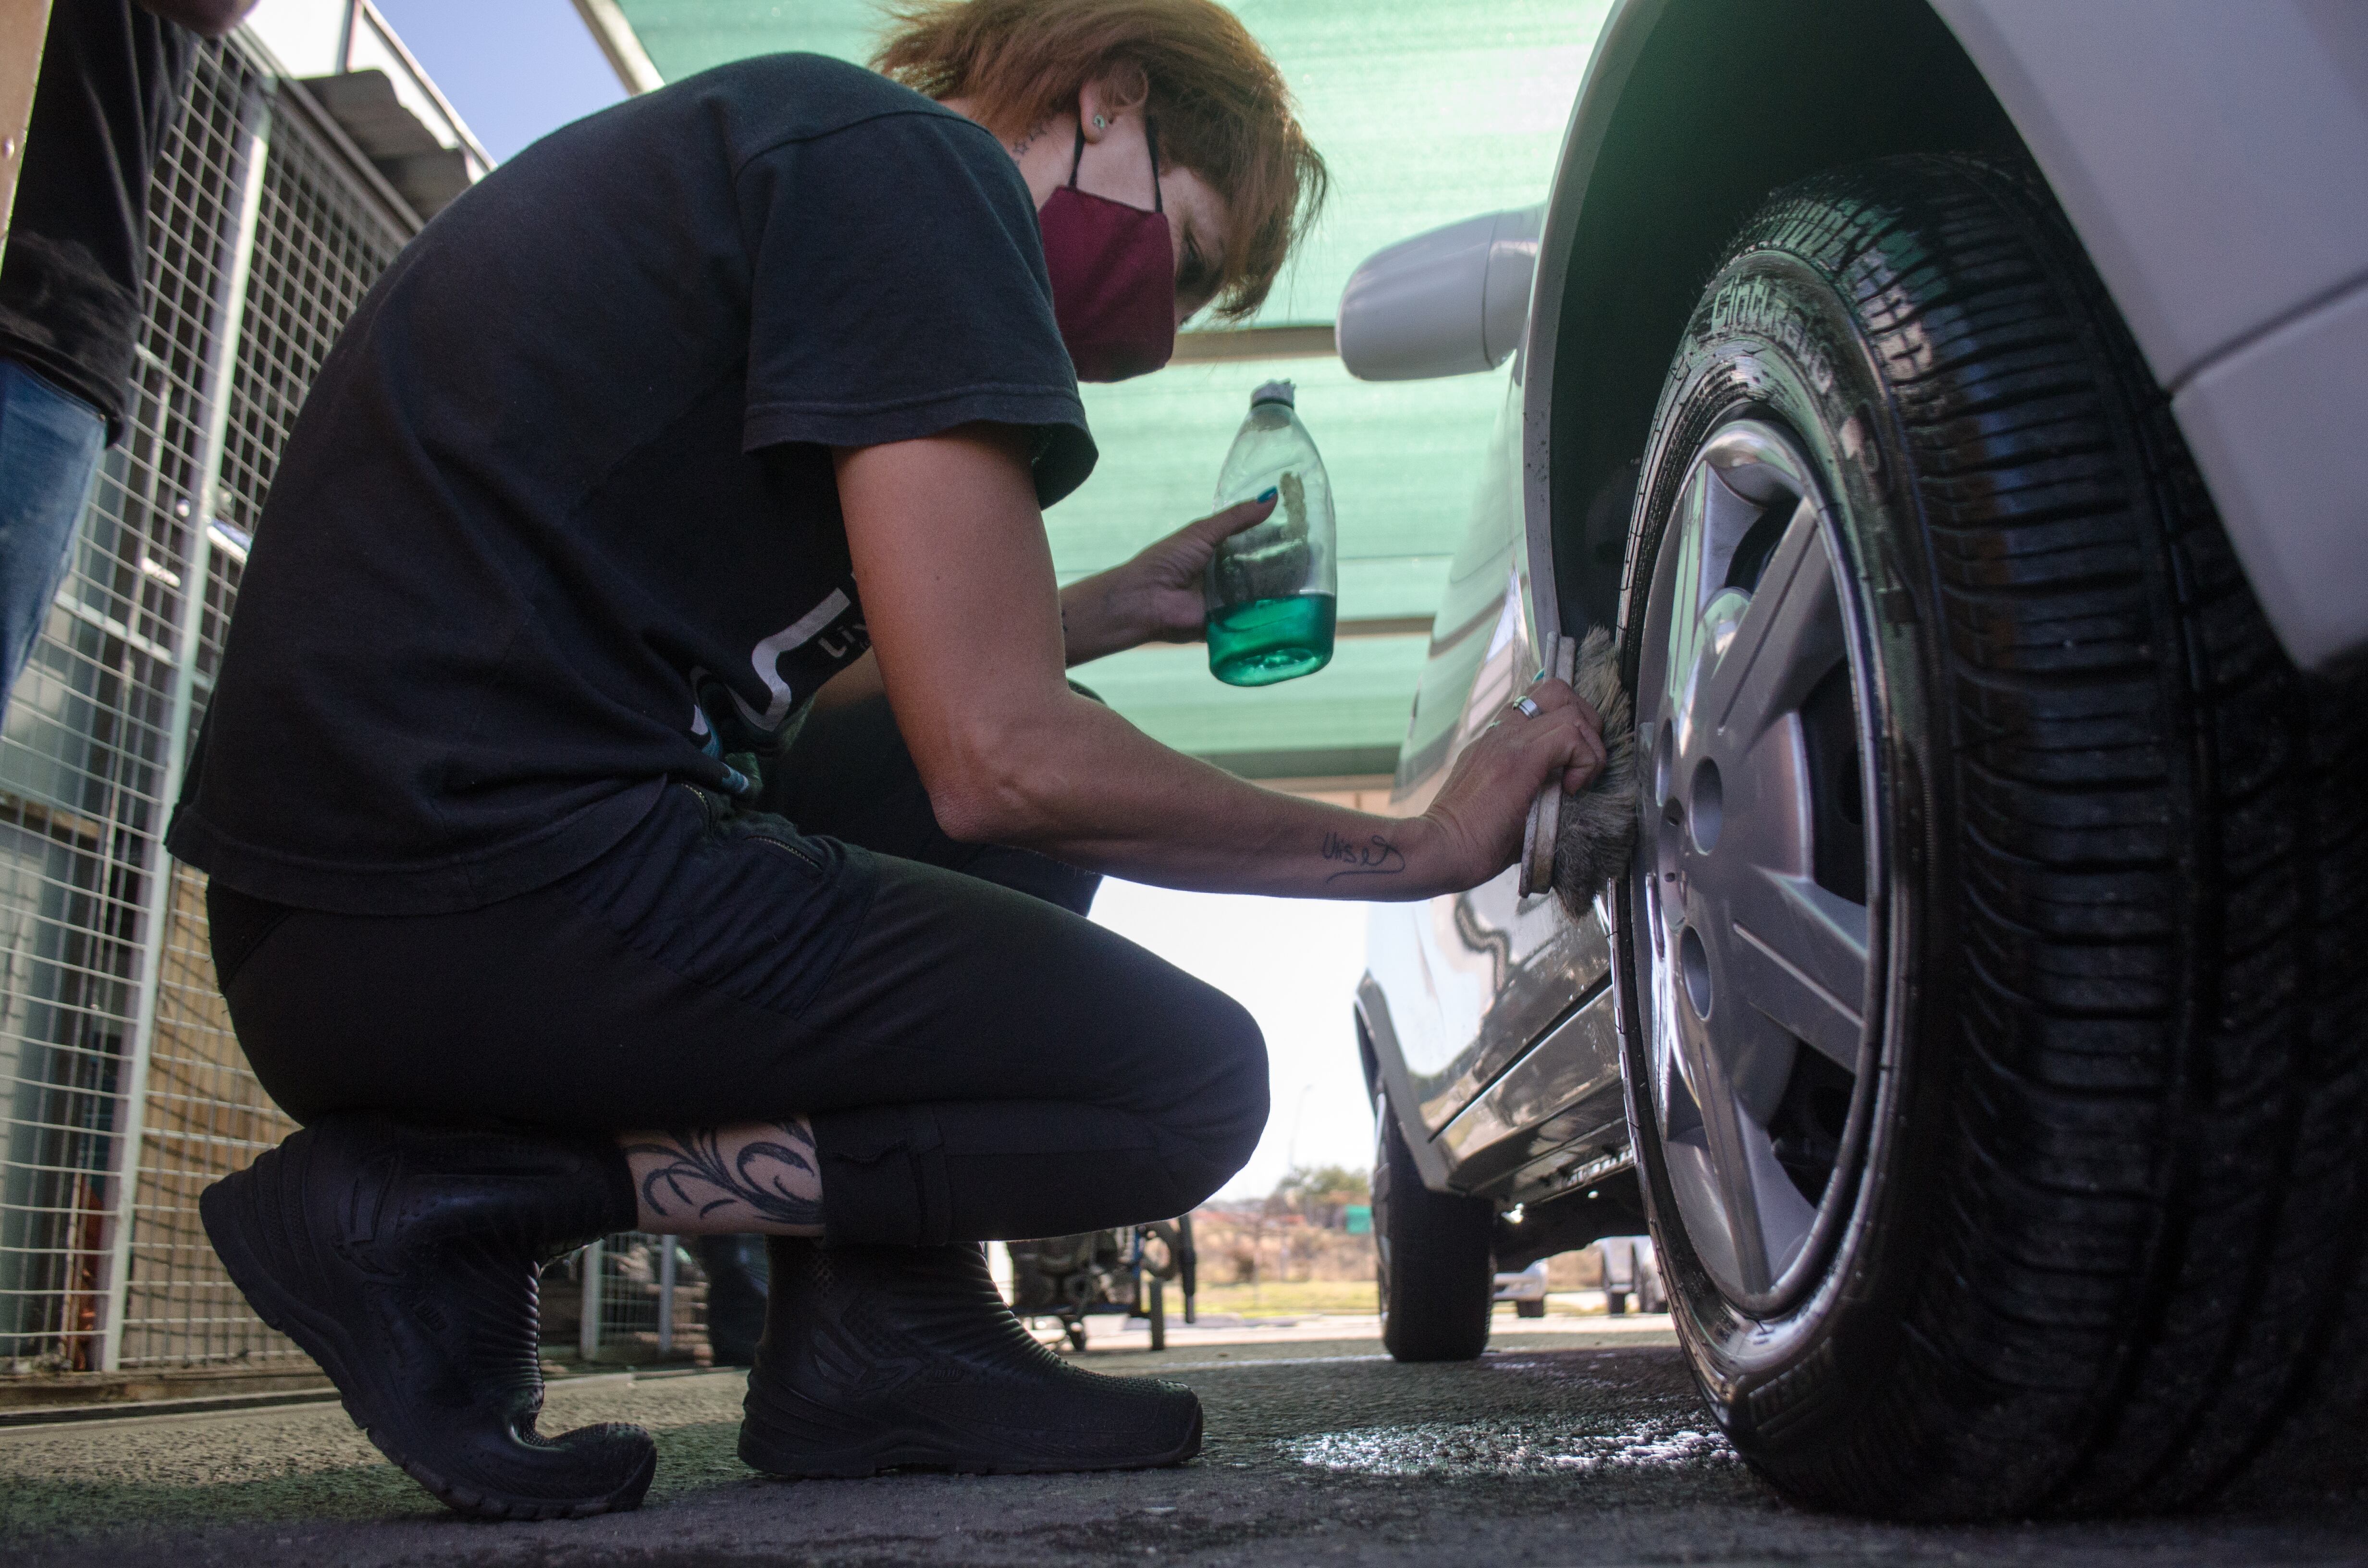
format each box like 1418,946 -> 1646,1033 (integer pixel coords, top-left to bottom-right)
3,1318 -> 2363,1567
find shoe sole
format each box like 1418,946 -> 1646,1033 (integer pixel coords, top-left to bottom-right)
739,1403 -> 1203,1480
201,1169 -> 656,1521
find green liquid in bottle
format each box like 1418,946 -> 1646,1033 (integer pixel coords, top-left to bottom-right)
1207,594 -> 1336,686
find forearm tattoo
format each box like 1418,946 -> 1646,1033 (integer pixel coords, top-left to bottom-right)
624,1122 -> 823,1227
1320,829 -> 1406,883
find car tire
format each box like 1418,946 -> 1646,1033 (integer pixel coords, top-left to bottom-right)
1608,155 -> 2368,1519
1374,1092 -> 1495,1362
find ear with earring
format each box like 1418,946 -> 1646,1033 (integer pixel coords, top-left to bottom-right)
1092,114 -> 1108,129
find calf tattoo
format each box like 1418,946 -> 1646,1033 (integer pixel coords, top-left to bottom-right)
624,1122 -> 824,1227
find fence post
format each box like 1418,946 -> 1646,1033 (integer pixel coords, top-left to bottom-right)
97,77 -> 274,1374
578,1239 -> 603,1363
657,1239 -> 675,1356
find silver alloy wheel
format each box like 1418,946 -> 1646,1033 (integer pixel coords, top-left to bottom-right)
1631,417 -> 1882,1313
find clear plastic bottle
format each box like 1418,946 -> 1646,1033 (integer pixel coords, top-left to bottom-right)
1203,380 -> 1337,686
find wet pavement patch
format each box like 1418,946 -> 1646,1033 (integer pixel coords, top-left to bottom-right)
1278,1411 -> 1739,1476
1193,1343 -> 1740,1483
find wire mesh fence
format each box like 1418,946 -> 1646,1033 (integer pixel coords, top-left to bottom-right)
541,1235 -> 717,1370
0,37 -> 416,1377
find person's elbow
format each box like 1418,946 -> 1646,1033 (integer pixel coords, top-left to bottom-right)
920,709 -> 1066,847
138,0 -> 261,38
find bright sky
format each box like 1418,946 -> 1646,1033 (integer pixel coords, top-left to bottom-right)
371,0 -> 625,162
368,1 -> 1386,1197
1090,882 -> 1376,1199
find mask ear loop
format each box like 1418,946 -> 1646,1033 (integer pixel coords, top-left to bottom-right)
1067,115 -> 1166,214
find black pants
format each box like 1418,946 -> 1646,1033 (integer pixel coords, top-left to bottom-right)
207,695 -> 1269,1246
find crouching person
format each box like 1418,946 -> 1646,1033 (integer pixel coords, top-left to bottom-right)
176,0 -> 1604,1520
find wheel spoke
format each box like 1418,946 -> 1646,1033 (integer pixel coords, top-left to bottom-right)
1689,1043 -> 1774,1295
1702,502 -> 1846,748
1655,474 -> 1717,723
1726,870 -> 1870,1072
1651,924 -> 1692,1138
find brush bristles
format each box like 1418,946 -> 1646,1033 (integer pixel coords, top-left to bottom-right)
1552,627 -> 1639,920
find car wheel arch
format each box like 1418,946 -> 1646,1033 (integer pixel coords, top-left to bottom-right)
1354,974 -> 1462,1195
1521,0 -> 2025,646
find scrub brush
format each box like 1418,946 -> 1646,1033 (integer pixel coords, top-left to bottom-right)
1517,626 -> 1638,920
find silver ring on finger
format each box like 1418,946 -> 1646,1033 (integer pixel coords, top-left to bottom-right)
1511,695 -> 1542,719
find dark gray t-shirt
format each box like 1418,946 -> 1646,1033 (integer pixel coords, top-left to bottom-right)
167,54 -> 1095,914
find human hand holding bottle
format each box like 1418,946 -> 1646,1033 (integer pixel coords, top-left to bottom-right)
1055,494 -> 1277,665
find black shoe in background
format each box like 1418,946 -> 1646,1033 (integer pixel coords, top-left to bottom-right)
739,1237 -> 1201,1478
200,1115 -> 657,1519
694,1233 -> 770,1366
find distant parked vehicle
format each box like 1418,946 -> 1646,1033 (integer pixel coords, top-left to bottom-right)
1492,1259 -> 1550,1319
1005,1221 -> 1197,1352
1345,0 -> 2367,1520
1594,1237 -> 1663,1317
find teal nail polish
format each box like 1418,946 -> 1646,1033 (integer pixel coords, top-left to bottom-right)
1257,486 -> 1278,503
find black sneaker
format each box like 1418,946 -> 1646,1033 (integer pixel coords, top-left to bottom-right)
200,1115 -> 656,1519
739,1238 -> 1202,1478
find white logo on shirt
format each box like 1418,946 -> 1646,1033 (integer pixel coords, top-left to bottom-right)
731,588 -> 851,732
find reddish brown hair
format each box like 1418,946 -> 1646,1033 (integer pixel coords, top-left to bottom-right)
874,0 -> 1326,322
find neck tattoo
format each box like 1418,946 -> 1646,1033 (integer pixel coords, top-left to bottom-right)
1008,119 -> 1052,160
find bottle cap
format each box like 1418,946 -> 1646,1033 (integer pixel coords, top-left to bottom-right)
1249,380 -> 1296,409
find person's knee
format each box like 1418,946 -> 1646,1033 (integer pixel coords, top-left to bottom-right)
1206,990 -> 1269,1168
1152,986 -> 1267,1209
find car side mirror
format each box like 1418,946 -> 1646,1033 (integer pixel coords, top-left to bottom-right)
1336,205 -> 1542,381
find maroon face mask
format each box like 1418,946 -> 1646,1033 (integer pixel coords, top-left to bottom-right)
1037,120 -> 1176,382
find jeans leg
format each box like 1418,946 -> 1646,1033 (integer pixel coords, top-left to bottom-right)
0,361 -> 106,723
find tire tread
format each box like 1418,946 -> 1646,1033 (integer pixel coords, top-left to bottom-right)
1374,1101 -> 1495,1363
1645,155 -> 2368,1517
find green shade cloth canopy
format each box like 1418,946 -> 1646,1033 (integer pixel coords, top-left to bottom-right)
607,0 -> 1611,776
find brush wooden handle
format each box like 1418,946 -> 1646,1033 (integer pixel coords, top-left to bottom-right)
1517,631 -> 1577,898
